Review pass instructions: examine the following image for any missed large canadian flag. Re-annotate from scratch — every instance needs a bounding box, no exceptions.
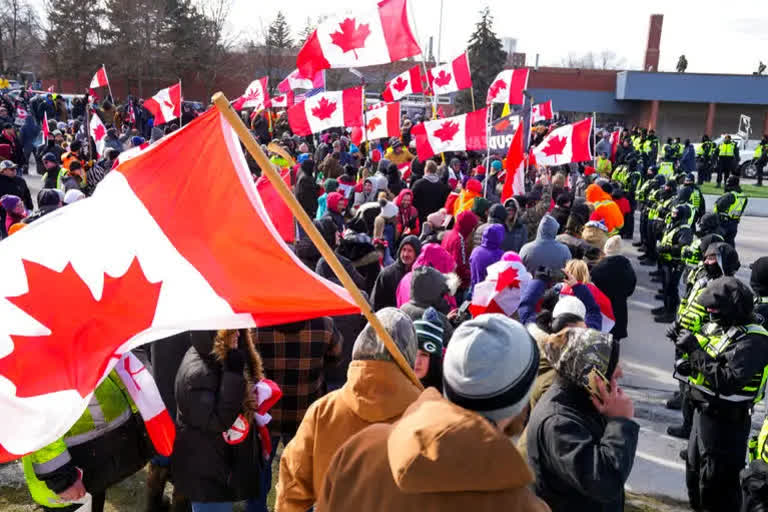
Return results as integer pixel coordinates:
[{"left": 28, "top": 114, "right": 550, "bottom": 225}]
[
  {"left": 381, "top": 65, "right": 422, "bottom": 102},
  {"left": 296, "top": 0, "right": 422, "bottom": 77},
  {"left": 144, "top": 83, "right": 182, "bottom": 125},
  {"left": 0, "top": 109, "right": 358, "bottom": 462},
  {"left": 269, "top": 91, "right": 294, "bottom": 109},
  {"left": 531, "top": 100, "right": 554, "bottom": 123},
  {"left": 89, "top": 112, "right": 107, "bottom": 158},
  {"left": 487, "top": 68, "right": 530, "bottom": 105},
  {"left": 89, "top": 65, "right": 109, "bottom": 89},
  {"left": 501, "top": 124, "right": 525, "bottom": 203},
  {"left": 365, "top": 101, "right": 400, "bottom": 141},
  {"left": 411, "top": 108, "right": 488, "bottom": 161},
  {"left": 278, "top": 69, "right": 325, "bottom": 93},
  {"left": 532, "top": 118, "right": 593, "bottom": 166},
  {"left": 287, "top": 87, "right": 363, "bottom": 136},
  {"left": 609, "top": 128, "right": 621, "bottom": 162},
  {"left": 233, "top": 77, "right": 269, "bottom": 111},
  {"left": 427, "top": 53, "right": 472, "bottom": 96}
]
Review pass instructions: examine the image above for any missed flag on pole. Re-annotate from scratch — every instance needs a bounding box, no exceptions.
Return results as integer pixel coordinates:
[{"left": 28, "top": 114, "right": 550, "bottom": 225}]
[
  {"left": 381, "top": 65, "right": 422, "bottom": 102},
  {"left": 531, "top": 100, "right": 554, "bottom": 123},
  {"left": 144, "top": 83, "right": 182, "bottom": 125},
  {"left": 233, "top": 78, "right": 269, "bottom": 111},
  {"left": 427, "top": 52, "right": 472, "bottom": 96},
  {"left": 0, "top": 108, "right": 359, "bottom": 462},
  {"left": 469, "top": 258, "right": 532, "bottom": 317},
  {"left": 89, "top": 66, "right": 109, "bottom": 89},
  {"left": 410, "top": 108, "right": 488, "bottom": 161},
  {"left": 486, "top": 69, "right": 530, "bottom": 105},
  {"left": 287, "top": 87, "right": 363, "bottom": 136},
  {"left": 278, "top": 69, "right": 325, "bottom": 93},
  {"left": 365, "top": 101, "right": 400, "bottom": 141},
  {"left": 296, "top": 0, "right": 422, "bottom": 77},
  {"left": 127, "top": 102, "right": 136, "bottom": 126},
  {"left": 609, "top": 128, "right": 621, "bottom": 162},
  {"left": 89, "top": 112, "right": 107, "bottom": 158},
  {"left": 268, "top": 91, "right": 294, "bottom": 109},
  {"left": 501, "top": 124, "right": 525, "bottom": 203},
  {"left": 41, "top": 112, "right": 49, "bottom": 140},
  {"left": 531, "top": 118, "right": 593, "bottom": 166}
]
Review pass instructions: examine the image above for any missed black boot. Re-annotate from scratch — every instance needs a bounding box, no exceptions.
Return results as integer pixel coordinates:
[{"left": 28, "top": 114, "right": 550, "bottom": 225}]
[
  {"left": 633, "top": 241, "right": 643, "bottom": 247},
  {"left": 666, "top": 391, "right": 682, "bottom": 409},
  {"left": 650, "top": 270, "right": 662, "bottom": 277},
  {"left": 679, "top": 449, "right": 688, "bottom": 462},
  {"left": 650, "top": 276, "right": 662, "bottom": 283},
  {"left": 652, "top": 306, "right": 667, "bottom": 315},
  {"left": 654, "top": 294, "right": 665, "bottom": 301},
  {"left": 640, "top": 258, "right": 656, "bottom": 266},
  {"left": 654, "top": 310, "right": 676, "bottom": 323},
  {"left": 667, "top": 424, "right": 691, "bottom": 439}
]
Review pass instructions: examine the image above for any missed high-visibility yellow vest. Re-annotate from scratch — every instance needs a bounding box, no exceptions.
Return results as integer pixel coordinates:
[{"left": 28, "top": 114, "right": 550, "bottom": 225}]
[
  {"left": 719, "top": 142, "right": 735, "bottom": 157},
  {"left": 676, "top": 275, "right": 709, "bottom": 332},
  {"left": 715, "top": 191, "right": 748, "bottom": 220},
  {"left": 658, "top": 161, "right": 675, "bottom": 178},
  {"left": 749, "top": 416, "right": 768, "bottom": 462}
]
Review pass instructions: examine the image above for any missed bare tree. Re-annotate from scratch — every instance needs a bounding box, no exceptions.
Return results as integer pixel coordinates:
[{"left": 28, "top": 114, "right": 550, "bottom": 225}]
[
  {"left": 0, "top": 0, "right": 42, "bottom": 77},
  {"left": 560, "top": 51, "right": 626, "bottom": 70}
]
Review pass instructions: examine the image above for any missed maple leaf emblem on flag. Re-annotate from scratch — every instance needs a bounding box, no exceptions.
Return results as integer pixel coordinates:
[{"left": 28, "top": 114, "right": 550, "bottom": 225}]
[
  {"left": 433, "top": 70, "right": 452, "bottom": 88},
  {"left": 392, "top": 76, "right": 409, "bottom": 92},
  {"left": 433, "top": 121, "right": 460, "bottom": 143},
  {"left": 0, "top": 257, "right": 162, "bottom": 398},
  {"left": 330, "top": 18, "right": 371, "bottom": 59},
  {"left": 542, "top": 135, "right": 567, "bottom": 158},
  {"left": 495, "top": 266, "right": 521, "bottom": 292},
  {"left": 366, "top": 116, "right": 382, "bottom": 133},
  {"left": 488, "top": 79, "right": 507, "bottom": 101},
  {"left": 494, "top": 119, "right": 510, "bottom": 131},
  {"left": 311, "top": 97, "right": 337, "bottom": 120},
  {"left": 93, "top": 123, "right": 106, "bottom": 141}
]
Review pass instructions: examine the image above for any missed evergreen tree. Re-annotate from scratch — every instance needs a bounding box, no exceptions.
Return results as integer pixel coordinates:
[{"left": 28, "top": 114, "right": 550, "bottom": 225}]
[
  {"left": 266, "top": 11, "right": 293, "bottom": 49},
  {"left": 455, "top": 7, "right": 506, "bottom": 112},
  {"left": 43, "top": 0, "right": 104, "bottom": 87},
  {"left": 296, "top": 16, "right": 315, "bottom": 49}
]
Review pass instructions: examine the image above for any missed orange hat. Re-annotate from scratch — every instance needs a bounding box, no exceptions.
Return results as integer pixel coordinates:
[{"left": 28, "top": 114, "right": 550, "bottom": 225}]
[{"left": 8, "top": 222, "right": 27, "bottom": 235}]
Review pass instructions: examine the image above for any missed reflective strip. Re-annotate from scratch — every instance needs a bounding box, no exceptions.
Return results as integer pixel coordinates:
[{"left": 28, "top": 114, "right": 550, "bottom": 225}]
[
  {"left": 32, "top": 451, "right": 71, "bottom": 475},
  {"left": 65, "top": 409, "right": 131, "bottom": 447}
]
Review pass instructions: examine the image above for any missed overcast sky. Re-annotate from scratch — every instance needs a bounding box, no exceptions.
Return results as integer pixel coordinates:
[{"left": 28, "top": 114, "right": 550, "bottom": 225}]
[{"left": 227, "top": 0, "right": 768, "bottom": 75}]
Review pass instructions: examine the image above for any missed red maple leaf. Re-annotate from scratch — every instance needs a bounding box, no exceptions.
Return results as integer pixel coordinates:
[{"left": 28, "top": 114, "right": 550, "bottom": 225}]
[
  {"left": 488, "top": 79, "right": 507, "bottom": 101},
  {"left": 311, "top": 97, "right": 337, "bottom": 120},
  {"left": 494, "top": 119, "right": 510, "bottom": 132},
  {"left": 433, "top": 70, "right": 453, "bottom": 88},
  {"left": 330, "top": 18, "right": 371, "bottom": 59},
  {"left": 93, "top": 123, "right": 106, "bottom": 141},
  {"left": 495, "top": 267, "right": 521, "bottom": 292},
  {"left": 541, "top": 135, "right": 568, "bottom": 158},
  {"left": 432, "top": 121, "right": 460, "bottom": 143},
  {"left": 0, "top": 258, "right": 162, "bottom": 398},
  {"left": 366, "top": 116, "right": 382, "bottom": 133},
  {"left": 392, "top": 76, "right": 409, "bottom": 92}
]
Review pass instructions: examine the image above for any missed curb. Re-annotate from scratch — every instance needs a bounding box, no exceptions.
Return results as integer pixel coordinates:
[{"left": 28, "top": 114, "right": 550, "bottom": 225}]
[{"left": 704, "top": 194, "right": 768, "bottom": 217}]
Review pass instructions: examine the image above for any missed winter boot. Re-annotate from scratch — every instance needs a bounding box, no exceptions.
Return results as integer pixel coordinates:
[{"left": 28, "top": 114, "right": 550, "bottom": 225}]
[
  {"left": 667, "top": 424, "right": 691, "bottom": 439},
  {"left": 145, "top": 463, "right": 170, "bottom": 512},
  {"left": 665, "top": 392, "right": 682, "bottom": 410},
  {"left": 654, "top": 294, "right": 665, "bottom": 301},
  {"left": 654, "top": 310, "right": 676, "bottom": 323},
  {"left": 652, "top": 306, "right": 667, "bottom": 315}
]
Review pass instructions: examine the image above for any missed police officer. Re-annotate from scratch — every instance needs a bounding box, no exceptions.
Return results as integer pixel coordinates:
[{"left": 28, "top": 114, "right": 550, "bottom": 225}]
[
  {"left": 666, "top": 243, "right": 740, "bottom": 439},
  {"left": 717, "top": 134, "right": 739, "bottom": 187},
  {"left": 681, "top": 213, "right": 725, "bottom": 278},
  {"left": 643, "top": 129, "right": 660, "bottom": 169},
  {"left": 674, "top": 277, "right": 768, "bottom": 511},
  {"left": 697, "top": 134, "right": 716, "bottom": 184},
  {"left": 754, "top": 135, "right": 768, "bottom": 187},
  {"left": 714, "top": 175, "right": 748, "bottom": 248},
  {"left": 634, "top": 168, "right": 661, "bottom": 249},
  {"left": 654, "top": 204, "right": 694, "bottom": 323},
  {"left": 752, "top": 257, "right": 768, "bottom": 326},
  {"left": 679, "top": 173, "right": 706, "bottom": 225},
  {"left": 639, "top": 174, "right": 669, "bottom": 266}
]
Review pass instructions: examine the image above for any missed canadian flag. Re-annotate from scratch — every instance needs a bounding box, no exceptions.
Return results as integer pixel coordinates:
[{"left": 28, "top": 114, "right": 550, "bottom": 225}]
[
  {"left": 531, "top": 100, "right": 554, "bottom": 123},
  {"left": 41, "top": 112, "right": 49, "bottom": 140},
  {"left": 427, "top": 53, "right": 472, "bottom": 96},
  {"left": 144, "top": 83, "right": 182, "bottom": 125},
  {"left": 0, "top": 109, "right": 358, "bottom": 462},
  {"left": 287, "top": 87, "right": 363, "bottom": 137},
  {"left": 561, "top": 284, "right": 615, "bottom": 333},
  {"left": 501, "top": 124, "right": 525, "bottom": 203},
  {"left": 381, "top": 65, "right": 422, "bottom": 102},
  {"left": 90, "top": 66, "right": 109, "bottom": 89},
  {"left": 127, "top": 102, "right": 136, "bottom": 126},
  {"left": 233, "top": 77, "right": 269, "bottom": 111},
  {"left": 532, "top": 118, "right": 593, "bottom": 166},
  {"left": 269, "top": 91, "right": 294, "bottom": 109},
  {"left": 410, "top": 108, "right": 488, "bottom": 161},
  {"left": 365, "top": 101, "right": 400, "bottom": 141},
  {"left": 609, "top": 128, "right": 621, "bottom": 162},
  {"left": 470, "top": 257, "right": 532, "bottom": 317},
  {"left": 89, "top": 112, "right": 108, "bottom": 158},
  {"left": 487, "top": 68, "right": 530, "bottom": 105},
  {"left": 296, "top": 0, "right": 422, "bottom": 77},
  {"left": 278, "top": 69, "right": 325, "bottom": 93}
]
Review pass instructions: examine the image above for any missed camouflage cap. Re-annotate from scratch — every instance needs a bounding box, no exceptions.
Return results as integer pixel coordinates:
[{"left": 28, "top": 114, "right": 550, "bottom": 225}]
[{"left": 543, "top": 327, "right": 618, "bottom": 390}]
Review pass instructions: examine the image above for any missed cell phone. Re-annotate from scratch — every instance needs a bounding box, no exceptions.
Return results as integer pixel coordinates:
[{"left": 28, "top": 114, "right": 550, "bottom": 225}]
[{"left": 586, "top": 367, "right": 611, "bottom": 403}]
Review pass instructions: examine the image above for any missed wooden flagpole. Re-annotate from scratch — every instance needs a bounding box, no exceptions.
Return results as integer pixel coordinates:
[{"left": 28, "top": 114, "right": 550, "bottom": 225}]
[
  {"left": 212, "top": 92, "right": 422, "bottom": 390},
  {"left": 103, "top": 64, "right": 114, "bottom": 104}
]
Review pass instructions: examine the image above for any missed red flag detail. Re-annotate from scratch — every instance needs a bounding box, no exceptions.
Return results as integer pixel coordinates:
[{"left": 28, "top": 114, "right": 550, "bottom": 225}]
[
  {"left": 330, "top": 18, "right": 371, "bottom": 58},
  {"left": 311, "top": 97, "right": 337, "bottom": 120},
  {"left": 501, "top": 124, "right": 526, "bottom": 203},
  {"left": 433, "top": 121, "right": 460, "bottom": 142},
  {"left": 256, "top": 169, "right": 295, "bottom": 244}
]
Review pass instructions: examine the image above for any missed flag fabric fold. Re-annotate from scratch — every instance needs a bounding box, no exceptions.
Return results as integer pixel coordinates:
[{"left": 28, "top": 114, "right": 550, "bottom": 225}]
[
  {"left": 144, "top": 83, "right": 182, "bottom": 125},
  {"left": 41, "top": 112, "right": 49, "bottom": 140},
  {"left": 365, "top": 101, "right": 400, "bottom": 141},
  {"left": 410, "top": 108, "right": 488, "bottom": 161},
  {"left": 233, "top": 78, "right": 269, "bottom": 112},
  {"left": 609, "top": 128, "right": 621, "bottom": 162},
  {"left": 381, "top": 65, "right": 422, "bottom": 102},
  {"left": 269, "top": 91, "right": 294, "bottom": 109},
  {"left": 501, "top": 124, "right": 525, "bottom": 203},
  {"left": 278, "top": 69, "right": 325, "bottom": 93},
  {"left": 486, "top": 68, "right": 529, "bottom": 105},
  {"left": 296, "top": 0, "right": 421, "bottom": 77},
  {"left": 287, "top": 87, "right": 363, "bottom": 136},
  {"left": 427, "top": 53, "right": 472, "bottom": 96},
  {"left": 0, "top": 108, "right": 358, "bottom": 462},
  {"left": 531, "top": 100, "right": 554, "bottom": 123},
  {"left": 89, "top": 113, "right": 107, "bottom": 158},
  {"left": 531, "top": 118, "right": 593, "bottom": 166},
  {"left": 89, "top": 66, "right": 109, "bottom": 89}
]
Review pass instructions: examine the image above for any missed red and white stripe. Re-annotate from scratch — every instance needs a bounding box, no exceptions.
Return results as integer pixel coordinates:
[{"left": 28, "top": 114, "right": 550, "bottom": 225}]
[
  {"left": 365, "top": 101, "right": 400, "bottom": 141},
  {"left": 278, "top": 69, "right": 325, "bottom": 93},
  {"left": 89, "top": 66, "right": 109, "bottom": 89},
  {"left": 410, "top": 108, "right": 488, "bottom": 161},
  {"left": 287, "top": 87, "right": 363, "bottom": 137},
  {"left": 531, "top": 100, "right": 554, "bottom": 123},
  {"left": 561, "top": 283, "right": 615, "bottom": 333},
  {"left": 89, "top": 113, "right": 107, "bottom": 158},
  {"left": 427, "top": 53, "right": 472, "bottom": 96},
  {"left": 296, "top": 0, "right": 421, "bottom": 77},
  {"left": 0, "top": 109, "right": 358, "bottom": 461},
  {"left": 531, "top": 118, "right": 593, "bottom": 166},
  {"left": 144, "top": 83, "right": 182, "bottom": 125},
  {"left": 486, "top": 68, "right": 529, "bottom": 105},
  {"left": 381, "top": 65, "right": 422, "bottom": 102},
  {"left": 268, "top": 91, "right": 294, "bottom": 109},
  {"left": 233, "top": 77, "right": 269, "bottom": 112}
]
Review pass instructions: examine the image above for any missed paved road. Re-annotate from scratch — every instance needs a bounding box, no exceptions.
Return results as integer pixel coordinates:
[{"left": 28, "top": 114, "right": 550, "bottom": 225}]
[{"left": 622, "top": 215, "right": 765, "bottom": 503}]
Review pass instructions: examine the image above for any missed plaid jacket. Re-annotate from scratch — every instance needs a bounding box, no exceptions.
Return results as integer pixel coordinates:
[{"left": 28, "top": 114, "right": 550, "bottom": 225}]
[{"left": 251, "top": 317, "right": 342, "bottom": 438}]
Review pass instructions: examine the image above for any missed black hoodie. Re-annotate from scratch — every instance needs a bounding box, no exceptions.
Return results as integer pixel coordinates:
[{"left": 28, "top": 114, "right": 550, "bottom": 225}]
[
  {"left": 369, "top": 235, "right": 422, "bottom": 311},
  {"left": 751, "top": 257, "right": 768, "bottom": 326}
]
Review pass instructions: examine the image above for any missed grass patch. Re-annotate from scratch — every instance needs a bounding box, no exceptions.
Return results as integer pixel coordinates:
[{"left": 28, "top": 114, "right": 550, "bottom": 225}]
[{"left": 701, "top": 182, "right": 768, "bottom": 198}]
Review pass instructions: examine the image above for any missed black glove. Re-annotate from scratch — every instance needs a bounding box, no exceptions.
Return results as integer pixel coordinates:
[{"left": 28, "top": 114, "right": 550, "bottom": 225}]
[
  {"left": 666, "top": 324, "right": 680, "bottom": 342},
  {"left": 675, "top": 359, "right": 692, "bottom": 377},
  {"left": 675, "top": 332, "right": 700, "bottom": 354},
  {"left": 224, "top": 347, "right": 246, "bottom": 374}
]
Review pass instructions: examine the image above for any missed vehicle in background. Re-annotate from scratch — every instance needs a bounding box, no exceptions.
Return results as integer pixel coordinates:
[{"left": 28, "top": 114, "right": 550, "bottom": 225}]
[{"left": 694, "top": 134, "right": 761, "bottom": 178}]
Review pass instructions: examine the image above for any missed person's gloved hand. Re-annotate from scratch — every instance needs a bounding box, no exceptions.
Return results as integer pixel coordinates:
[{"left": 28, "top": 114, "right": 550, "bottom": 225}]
[
  {"left": 675, "top": 332, "right": 700, "bottom": 354},
  {"left": 224, "top": 346, "right": 246, "bottom": 374},
  {"left": 666, "top": 324, "right": 680, "bottom": 342}
]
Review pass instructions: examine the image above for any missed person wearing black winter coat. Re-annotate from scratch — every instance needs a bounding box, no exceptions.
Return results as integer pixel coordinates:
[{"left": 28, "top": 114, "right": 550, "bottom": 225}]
[
  {"left": 411, "top": 161, "right": 451, "bottom": 224},
  {"left": 294, "top": 159, "right": 319, "bottom": 219},
  {"left": 591, "top": 243, "right": 637, "bottom": 341},
  {"left": 550, "top": 194, "right": 572, "bottom": 235},
  {"left": 369, "top": 235, "right": 421, "bottom": 311},
  {"left": 171, "top": 330, "right": 264, "bottom": 507}
]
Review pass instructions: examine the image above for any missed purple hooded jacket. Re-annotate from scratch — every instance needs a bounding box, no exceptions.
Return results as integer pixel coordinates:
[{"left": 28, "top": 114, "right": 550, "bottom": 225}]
[{"left": 469, "top": 223, "right": 505, "bottom": 291}]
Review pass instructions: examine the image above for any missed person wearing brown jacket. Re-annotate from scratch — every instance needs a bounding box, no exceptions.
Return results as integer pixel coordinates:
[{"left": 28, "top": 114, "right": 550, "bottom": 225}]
[
  {"left": 317, "top": 314, "right": 550, "bottom": 512},
  {"left": 275, "top": 308, "right": 420, "bottom": 512}
]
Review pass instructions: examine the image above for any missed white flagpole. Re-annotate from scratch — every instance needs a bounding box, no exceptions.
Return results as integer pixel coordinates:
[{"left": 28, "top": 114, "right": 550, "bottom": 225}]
[
  {"left": 484, "top": 105, "right": 492, "bottom": 197},
  {"left": 103, "top": 64, "right": 114, "bottom": 104},
  {"left": 178, "top": 80, "right": 183, "bottom": 128}
]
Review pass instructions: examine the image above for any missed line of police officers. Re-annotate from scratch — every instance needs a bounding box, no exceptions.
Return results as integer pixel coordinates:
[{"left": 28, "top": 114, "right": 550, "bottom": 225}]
[{"left": 613, "top": 127, "right": 768, "bottom": 511}]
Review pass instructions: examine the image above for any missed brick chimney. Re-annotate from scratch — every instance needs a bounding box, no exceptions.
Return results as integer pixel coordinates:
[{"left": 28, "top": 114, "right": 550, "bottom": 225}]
[{"left": 644, "top": 14, "right": 663, "bottom": 72}]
